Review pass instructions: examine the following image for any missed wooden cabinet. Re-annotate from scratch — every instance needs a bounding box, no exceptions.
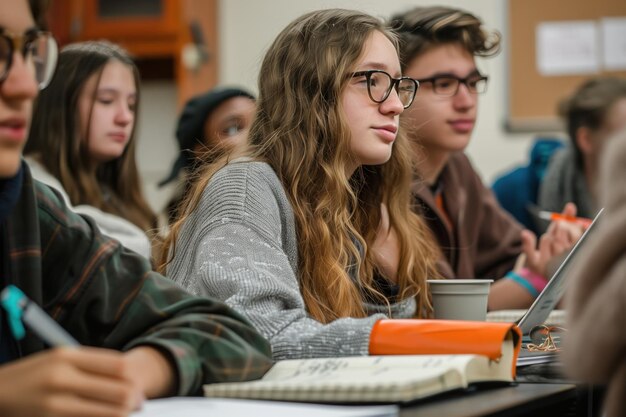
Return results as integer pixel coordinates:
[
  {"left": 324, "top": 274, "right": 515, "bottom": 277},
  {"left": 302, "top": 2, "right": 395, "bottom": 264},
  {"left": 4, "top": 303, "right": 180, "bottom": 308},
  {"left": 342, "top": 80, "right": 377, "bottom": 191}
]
[{"left": 47, "top": 0, "right": 218, "bottom": 106}]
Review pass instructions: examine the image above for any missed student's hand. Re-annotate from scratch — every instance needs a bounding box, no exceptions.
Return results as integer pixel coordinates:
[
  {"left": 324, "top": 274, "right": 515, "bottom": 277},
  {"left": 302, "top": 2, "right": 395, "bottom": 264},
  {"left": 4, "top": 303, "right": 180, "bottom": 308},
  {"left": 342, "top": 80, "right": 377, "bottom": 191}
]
[
  {"left": 521, "top": 203, "right": 583, "bottom": 277},
  {"left": 372, "top": 203, "right": 400, "bottom": 283},
  {"left": 123, "top": 346, "right": 176, "bottom": 399},
  {"left": 0, "top": 347, "right": 144, "bottom": 417}
]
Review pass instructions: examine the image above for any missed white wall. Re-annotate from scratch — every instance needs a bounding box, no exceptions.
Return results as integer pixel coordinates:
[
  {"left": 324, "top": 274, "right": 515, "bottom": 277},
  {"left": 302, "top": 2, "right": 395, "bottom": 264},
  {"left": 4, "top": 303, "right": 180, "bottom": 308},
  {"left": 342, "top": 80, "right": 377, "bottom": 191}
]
[
  {"left": 136, "top": 81, "right": 179, "bottom": 214},
  {"left": 138, "top": 0, "right": 564, "bottom": 212}
]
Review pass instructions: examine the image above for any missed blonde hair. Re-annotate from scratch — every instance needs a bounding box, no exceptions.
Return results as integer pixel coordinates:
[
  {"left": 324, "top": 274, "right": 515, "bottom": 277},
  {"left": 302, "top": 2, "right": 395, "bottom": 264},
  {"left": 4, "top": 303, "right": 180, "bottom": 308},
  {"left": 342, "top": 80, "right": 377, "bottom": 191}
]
[{"left": 162, "top": 9, "right": 439, "bottom": 322}]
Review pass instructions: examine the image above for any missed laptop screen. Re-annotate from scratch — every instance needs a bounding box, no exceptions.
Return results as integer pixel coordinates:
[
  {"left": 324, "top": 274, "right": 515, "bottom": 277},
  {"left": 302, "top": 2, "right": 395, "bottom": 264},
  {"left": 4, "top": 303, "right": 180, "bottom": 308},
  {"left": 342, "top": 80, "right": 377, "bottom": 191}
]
[{"left": 516, "top": 208, "right": 604, "bottom": 335}]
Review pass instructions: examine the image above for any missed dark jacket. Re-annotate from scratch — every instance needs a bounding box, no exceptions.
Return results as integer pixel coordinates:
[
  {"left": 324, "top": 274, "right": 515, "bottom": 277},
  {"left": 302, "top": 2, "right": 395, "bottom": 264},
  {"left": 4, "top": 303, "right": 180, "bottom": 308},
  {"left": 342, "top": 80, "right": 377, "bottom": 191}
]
[
  {"left": 413, "top": 152, "right": 523, "bottom": 280},
  {"left": 3, "top": 164, "right": 272, "bottom": 395}
]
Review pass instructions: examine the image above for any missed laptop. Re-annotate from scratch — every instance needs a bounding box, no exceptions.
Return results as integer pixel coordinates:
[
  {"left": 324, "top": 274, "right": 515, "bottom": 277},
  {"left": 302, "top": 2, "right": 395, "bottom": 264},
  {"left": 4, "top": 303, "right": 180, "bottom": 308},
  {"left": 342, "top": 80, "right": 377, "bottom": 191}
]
[{"left": 515, "top": 208, "right": 604, "bottom": 365}]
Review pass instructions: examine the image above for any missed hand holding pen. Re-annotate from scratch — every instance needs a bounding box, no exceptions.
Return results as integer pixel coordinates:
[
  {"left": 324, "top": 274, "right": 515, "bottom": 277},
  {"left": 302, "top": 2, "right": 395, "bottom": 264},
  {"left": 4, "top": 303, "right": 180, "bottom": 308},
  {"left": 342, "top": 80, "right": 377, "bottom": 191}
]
[
  {"left": 521, "top": 202, "right": 584, "bottom": 278},
  {"left": 1, "top": 285, "right": 79, "bottom": 347},
  {"left": 0, "top": 286, "right": 145, "bottom": 417},
  {"left": 537, "top": 211, "right": 593, "bottom": 228}
]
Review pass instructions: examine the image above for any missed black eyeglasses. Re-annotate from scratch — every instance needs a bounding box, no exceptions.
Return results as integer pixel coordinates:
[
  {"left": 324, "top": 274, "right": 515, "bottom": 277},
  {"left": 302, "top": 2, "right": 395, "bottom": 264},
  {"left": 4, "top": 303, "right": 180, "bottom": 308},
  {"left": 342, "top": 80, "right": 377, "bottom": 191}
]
[
  {"left": 0, "top": 29, "right": 58, "bottom": 90},
  {"left": 352, "top": 70, "right": 418, "bottom": 109},
  {"left": 415, "top": 74, "right": 488, "bottom": 96}
]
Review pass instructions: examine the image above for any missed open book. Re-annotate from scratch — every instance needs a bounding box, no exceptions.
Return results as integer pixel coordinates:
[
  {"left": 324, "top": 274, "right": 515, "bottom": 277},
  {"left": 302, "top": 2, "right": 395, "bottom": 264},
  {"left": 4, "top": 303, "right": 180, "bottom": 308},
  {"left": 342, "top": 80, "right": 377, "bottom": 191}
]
[{"left": 204, "top": 330, "right": 517, "bottom": 404}]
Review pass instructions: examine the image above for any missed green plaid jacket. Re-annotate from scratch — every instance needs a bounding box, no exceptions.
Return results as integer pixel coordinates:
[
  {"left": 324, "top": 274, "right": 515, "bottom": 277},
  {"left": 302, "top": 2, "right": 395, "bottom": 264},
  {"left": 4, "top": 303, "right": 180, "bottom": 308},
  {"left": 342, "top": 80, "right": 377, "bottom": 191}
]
[{"left": 5, "top": 163, "right": 272, "bottom": 395}]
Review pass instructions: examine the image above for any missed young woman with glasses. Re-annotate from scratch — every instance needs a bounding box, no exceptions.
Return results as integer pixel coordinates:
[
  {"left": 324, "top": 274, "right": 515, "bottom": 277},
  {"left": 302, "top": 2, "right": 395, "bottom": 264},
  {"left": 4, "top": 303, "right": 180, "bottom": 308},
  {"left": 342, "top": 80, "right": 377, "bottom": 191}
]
[
  {"left": 161, "top": 9, "right": 453, "bottom": 360},
  {"left": 391, "top": 6, "right": 581, "bottom": 310},
  {"left": 23, "top": 40, "right": 156, "bottom": 260}
]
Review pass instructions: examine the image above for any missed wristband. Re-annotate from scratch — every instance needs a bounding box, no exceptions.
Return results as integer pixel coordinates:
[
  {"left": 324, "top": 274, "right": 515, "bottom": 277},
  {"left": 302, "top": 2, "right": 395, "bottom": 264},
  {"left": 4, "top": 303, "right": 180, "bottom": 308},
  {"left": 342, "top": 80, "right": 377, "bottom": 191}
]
[
  {"left": 504, "top": 271, "right": 539, "bottom": 297},
  {"left": 518, "top": 267, "right": 548, "bottom": 294}
]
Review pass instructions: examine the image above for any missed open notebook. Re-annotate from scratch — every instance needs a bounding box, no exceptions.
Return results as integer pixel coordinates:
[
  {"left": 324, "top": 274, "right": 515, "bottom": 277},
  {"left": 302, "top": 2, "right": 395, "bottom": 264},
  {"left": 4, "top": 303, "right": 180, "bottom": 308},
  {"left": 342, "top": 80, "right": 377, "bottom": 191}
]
[
  {"left": 513, "top": 209, "right": 604, "bottom": 365},
  {"left": 203, "top": 322, "right": 519, "bottom": 404}
]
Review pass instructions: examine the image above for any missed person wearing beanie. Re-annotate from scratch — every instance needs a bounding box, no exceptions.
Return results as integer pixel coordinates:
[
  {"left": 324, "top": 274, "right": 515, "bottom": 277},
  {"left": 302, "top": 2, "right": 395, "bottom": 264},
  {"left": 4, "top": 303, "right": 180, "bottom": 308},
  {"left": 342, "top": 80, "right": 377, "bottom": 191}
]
[{"left": 160, "top": 87, "right": 256, "bottom": 224}]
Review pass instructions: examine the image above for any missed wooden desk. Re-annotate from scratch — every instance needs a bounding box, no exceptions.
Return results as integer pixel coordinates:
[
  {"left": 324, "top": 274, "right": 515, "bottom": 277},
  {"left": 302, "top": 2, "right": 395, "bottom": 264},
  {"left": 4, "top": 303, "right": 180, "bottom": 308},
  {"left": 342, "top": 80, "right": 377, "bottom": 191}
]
[{"left": 400, "top": 383, "right": 577, "bottom": 417}]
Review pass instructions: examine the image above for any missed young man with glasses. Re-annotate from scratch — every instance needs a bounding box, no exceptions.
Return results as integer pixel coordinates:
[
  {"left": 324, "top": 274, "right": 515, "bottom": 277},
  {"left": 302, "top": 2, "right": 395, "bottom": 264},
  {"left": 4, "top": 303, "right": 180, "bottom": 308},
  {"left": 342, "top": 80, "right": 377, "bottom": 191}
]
[
  {"left": 391, "top": 6, "right": 581, "bottom": 310},
  {"left": 0, "top": 1, "right": 272, "bottom": 415}
]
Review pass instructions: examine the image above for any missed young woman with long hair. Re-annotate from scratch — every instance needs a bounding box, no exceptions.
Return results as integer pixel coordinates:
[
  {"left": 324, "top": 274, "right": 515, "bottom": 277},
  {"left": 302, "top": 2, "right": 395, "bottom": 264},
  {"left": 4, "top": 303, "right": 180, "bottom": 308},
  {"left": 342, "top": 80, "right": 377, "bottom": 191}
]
[
  {"left": 24, "top": 40, "right": 156, "bottom": 259},
  {"left": 159, "top": 9, "right": 458, "bottom": 360}
]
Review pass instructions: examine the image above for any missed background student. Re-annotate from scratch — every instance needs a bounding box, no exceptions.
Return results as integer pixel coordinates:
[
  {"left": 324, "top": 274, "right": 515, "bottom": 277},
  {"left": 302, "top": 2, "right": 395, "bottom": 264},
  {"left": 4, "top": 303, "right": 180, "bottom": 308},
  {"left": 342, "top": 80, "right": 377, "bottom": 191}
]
[
  {"left": 0, "top": 1, "right": 272, "bottom": 415},
  {"left": 564, "top": 126, "right": 626, "bottom": 417},
  {"left": 159, "top": 86, "right": 256, "bottom": 225},
  {"left": 162, "top": 9, "right": 455, "bottom": 360},
  {"left": 539, "top": 77, "right": 626, "bottom": 218},
  {"left": 391, "top": 6, "right": 581, "bottom": 310},
  {"left": 24, "top": 41, "right": 156, "bottom": 260},
  {"left": 491, "top": 137, "right": 564, "bottom": 235}
]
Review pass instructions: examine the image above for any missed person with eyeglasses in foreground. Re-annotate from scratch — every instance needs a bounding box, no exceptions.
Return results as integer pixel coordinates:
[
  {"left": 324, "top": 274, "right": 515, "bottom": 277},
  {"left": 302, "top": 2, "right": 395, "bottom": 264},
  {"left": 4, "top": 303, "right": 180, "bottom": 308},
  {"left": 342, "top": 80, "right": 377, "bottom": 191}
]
[
  {"left": 391, "top": 6, "right": 582, "bottom": 311},
  {"left": 0, "top": 1, "right": 272, "bottom": 416},
  {"left": 161, "top": 8, "right": 458, "bottom": 360}
]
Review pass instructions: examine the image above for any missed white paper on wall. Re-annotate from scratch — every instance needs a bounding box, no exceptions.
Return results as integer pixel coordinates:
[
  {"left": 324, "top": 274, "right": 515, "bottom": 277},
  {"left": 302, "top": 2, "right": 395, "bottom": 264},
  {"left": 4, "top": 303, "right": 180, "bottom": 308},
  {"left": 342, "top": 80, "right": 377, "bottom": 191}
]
[
  {"left": 601, "top": 17, "right": 626, "bottom": 71},
  {"left": 536, "top": 21, "right": 600, "bottom": 76}
]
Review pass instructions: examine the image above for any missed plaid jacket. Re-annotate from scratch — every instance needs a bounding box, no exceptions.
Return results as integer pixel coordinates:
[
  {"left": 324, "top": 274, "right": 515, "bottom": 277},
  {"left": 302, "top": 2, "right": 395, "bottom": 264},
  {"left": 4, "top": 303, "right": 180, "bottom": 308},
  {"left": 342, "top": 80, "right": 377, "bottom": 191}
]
[{"left": 4, "top": 163, "right": 272, "bottom": 395}]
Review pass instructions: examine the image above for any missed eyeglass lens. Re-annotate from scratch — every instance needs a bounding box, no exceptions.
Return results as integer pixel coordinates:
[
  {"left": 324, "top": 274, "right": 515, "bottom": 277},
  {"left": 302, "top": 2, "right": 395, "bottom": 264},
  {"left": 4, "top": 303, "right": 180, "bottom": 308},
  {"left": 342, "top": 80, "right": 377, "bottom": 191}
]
[
  {"left": 432, "top": 76, "right": 487, "bottom": 95},
  {"left": 367, "top": 71, "right": 415, "bottom": 108},
  {"left": 0, "top": 32, "right": 58, "bottom": 89}
]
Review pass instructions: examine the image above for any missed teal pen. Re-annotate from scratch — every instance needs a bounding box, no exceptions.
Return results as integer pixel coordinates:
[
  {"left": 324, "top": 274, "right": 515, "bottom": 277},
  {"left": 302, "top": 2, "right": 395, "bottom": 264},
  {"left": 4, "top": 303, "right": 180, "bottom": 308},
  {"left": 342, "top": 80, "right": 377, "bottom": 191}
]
[{"left": 0, "top": 285, "right": 79, "bottom": 347}]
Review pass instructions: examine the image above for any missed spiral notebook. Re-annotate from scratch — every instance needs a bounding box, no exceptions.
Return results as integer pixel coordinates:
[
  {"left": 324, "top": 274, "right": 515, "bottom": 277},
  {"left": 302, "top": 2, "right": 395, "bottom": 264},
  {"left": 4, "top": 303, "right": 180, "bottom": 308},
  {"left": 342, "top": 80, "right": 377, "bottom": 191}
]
[{"left": 203, "top": 334, "right": 517, "bottom": 404}]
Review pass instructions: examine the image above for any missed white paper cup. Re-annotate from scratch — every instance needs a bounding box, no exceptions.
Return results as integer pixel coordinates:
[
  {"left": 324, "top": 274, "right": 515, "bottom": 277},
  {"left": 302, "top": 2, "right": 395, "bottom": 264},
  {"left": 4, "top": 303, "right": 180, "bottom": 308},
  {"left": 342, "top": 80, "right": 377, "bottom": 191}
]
[{"left": 427, "top": 279, "right": 493, "bottom": 321}]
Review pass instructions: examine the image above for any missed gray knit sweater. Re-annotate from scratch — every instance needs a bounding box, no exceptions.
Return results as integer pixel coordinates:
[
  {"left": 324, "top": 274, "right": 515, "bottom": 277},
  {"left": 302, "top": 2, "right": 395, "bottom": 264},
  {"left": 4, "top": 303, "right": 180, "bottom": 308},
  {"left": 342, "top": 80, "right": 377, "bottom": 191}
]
[{"left": 167, "top": 160, "right": 417, "bottom": 359}]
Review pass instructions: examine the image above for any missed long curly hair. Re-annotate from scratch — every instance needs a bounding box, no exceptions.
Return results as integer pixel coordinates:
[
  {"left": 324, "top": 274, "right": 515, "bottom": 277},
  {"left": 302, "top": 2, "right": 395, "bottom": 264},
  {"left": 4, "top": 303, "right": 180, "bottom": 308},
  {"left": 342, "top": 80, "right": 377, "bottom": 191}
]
[
  {"left": 162, "top": 9, "right": 439, "bottom": 322},
  {"left": 25, "top": 41, "right": 156, "bottom": 231}
]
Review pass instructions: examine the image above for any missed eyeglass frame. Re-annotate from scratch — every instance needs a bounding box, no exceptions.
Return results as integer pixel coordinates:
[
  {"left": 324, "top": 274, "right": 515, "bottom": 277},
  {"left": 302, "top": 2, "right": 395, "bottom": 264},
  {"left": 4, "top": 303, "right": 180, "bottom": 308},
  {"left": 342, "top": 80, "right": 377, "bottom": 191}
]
[
  {"left": 414, "top": 73, "right": 489, "bottom": 96},
  {"left": 351, "top": 69, "right": 419, "bottom": 109},
  {"left": 0, "top": 28, "right": 58, "bottom": 89},
  {"left": 526, "top": 324, "right": 566, "bottom": 352}
]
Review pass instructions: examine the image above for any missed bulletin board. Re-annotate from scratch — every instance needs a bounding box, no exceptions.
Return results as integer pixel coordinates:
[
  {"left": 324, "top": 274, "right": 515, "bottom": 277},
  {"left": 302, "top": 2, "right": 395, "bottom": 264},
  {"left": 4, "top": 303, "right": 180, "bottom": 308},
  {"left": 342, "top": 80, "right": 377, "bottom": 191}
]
[{"left": 507, "top": 0, "right": 626, "bottom": 132}]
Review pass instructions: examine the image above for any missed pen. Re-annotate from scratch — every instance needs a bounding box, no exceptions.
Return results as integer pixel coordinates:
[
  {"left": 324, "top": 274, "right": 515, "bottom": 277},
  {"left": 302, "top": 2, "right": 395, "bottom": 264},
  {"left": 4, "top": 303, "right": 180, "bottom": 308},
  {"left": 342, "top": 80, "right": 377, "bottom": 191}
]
[
  {"left": 0, "top": 285, "right": 79, "bottom": 347},
  {"left": 537, "top": 211, "right": 593, "bottom": 228}
]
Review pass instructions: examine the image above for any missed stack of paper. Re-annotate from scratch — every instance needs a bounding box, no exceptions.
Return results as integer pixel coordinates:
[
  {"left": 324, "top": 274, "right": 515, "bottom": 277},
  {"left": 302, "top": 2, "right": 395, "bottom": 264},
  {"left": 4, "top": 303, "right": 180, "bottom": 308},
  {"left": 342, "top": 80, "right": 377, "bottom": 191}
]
[
  {"left": 132, "top": 398, "right": 398, "bottom": 417},
  {"left": 487, "top": 309, "right": 566, "bottom": 327}
]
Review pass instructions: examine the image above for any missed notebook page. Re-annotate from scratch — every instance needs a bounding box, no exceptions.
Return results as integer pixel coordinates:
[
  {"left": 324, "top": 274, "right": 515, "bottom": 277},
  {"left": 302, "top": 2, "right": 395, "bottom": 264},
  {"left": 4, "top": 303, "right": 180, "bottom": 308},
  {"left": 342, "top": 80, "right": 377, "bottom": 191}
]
[{"left": 132, "top": 397, "right": 398, "bottom": 417}]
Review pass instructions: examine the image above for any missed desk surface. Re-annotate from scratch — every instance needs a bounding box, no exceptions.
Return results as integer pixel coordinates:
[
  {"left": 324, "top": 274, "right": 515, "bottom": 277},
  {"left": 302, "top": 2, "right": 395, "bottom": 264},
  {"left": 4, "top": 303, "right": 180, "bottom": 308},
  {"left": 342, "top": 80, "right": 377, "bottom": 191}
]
[{"left": 400, "top": 383, "right": 576, "bottom": 417}]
